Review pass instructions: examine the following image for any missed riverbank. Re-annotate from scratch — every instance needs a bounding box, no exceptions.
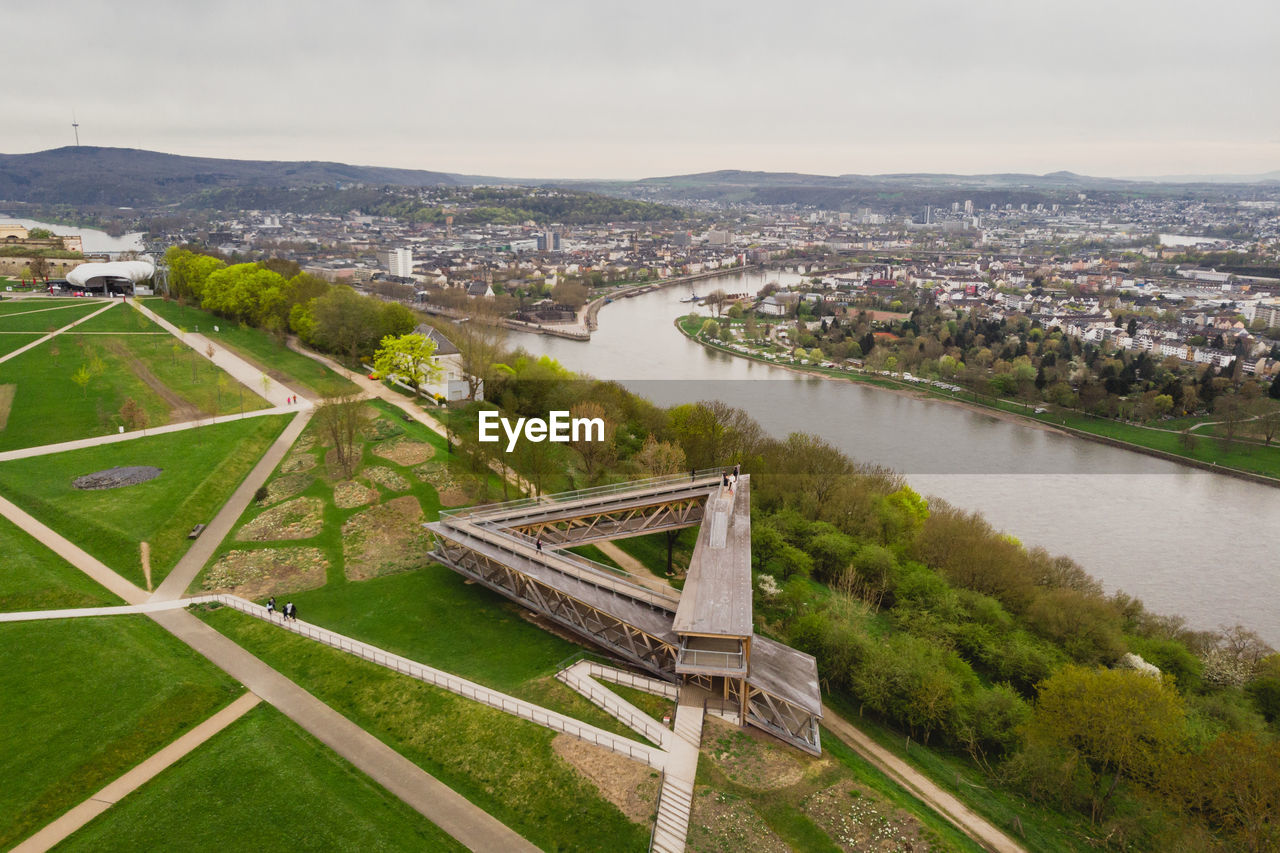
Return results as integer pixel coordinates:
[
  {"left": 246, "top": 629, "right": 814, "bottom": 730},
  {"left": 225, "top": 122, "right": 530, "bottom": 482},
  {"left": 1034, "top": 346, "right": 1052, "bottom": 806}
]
[
  {"left": 584, "top": 265, "right": 763, "bottom": 332},
  {"left": 675, "top": 315, "right": 1280, "bottom": 489}
]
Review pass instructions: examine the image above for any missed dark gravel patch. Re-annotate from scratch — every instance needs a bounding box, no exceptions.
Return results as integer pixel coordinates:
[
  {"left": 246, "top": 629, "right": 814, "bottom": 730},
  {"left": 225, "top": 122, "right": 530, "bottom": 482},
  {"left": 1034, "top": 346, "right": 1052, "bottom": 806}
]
[{"left": 72, "top": 466, "right": 163, "bottom": 490}]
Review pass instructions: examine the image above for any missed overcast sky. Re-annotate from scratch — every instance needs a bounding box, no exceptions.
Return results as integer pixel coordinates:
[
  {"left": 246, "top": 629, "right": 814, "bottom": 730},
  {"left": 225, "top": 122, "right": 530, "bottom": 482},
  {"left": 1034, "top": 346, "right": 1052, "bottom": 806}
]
[{"left": 5, "top": 0, "right": 1277, "bottom": 179}]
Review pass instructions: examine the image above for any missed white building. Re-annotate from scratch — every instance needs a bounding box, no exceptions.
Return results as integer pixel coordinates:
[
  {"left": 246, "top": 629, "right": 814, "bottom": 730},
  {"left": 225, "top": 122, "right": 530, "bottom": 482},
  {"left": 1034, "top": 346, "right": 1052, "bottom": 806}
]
[{"left": 378, "top": 248, "right": 414, "bottom": 278}]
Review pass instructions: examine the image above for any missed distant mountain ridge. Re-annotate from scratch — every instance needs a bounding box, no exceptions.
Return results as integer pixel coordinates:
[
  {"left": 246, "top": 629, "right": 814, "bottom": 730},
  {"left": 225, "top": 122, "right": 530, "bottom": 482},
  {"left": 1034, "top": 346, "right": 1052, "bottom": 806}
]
[
  {"left": 0, "top": 147, "right": 1275, "bottom": 210},
  {"left": 0, "top": 147, "right": 461, "bottom": 206}
]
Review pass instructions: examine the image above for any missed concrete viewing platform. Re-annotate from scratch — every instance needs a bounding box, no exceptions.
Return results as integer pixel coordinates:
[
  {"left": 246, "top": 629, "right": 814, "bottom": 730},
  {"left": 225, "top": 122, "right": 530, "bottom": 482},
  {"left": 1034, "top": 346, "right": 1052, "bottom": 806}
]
[{"left": 428, "top": 469, "right": 822, "bottom": 755}]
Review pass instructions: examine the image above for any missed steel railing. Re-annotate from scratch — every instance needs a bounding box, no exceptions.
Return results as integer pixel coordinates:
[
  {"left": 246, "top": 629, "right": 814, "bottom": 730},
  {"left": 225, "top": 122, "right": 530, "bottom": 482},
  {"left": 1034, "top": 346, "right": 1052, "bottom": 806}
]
[
  {"left": 200, "top": 594, "right": 666, "bottom": 769},
  {"left": 678, "top": 648, "right": 746, "bottom": 670}
]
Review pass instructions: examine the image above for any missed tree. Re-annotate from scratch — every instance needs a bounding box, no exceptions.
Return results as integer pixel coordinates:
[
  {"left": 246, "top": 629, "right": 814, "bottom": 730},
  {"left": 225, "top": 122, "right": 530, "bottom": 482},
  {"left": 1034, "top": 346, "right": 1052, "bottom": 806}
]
[
  {"left": 164, "top": 247, "right": 224, "bottom": 302},
  {"left": 119, "top": 397, "right": 148, "bottom": 431},
  {"left": 568, "top": 400, "right": 616, "bottom": 483},
  {"left": 633, "top": 434, "right": 686, "bottom": 477},
  {"left": 315, "top": 393, "right": 369, "bottom": 479},
  {"left": 448, "top": 301, "right": 506, "bottom": 401},
  {"left": 305, "top": 286, "right": 383, "bottom": 363},
  {"left": 71, "top": 365, "right": 92, "bottom": 397},
  {"left": 1025, "top": 665, "right": 1185, "bottom": 823},
  {"left": 1176, "top": 732, "right": 1280, "bottom": 852},
  {"left": 372, "top": 333, "right": 439, "bottom": 399},
  {"left": 704, "top": 289, "right": 729, "bottom": 317},
  {"left": 29, "top": 256, "right": 49, "bottom": 283},
  {"left": 551, "top": 280, "right": 588, "bottom": 309}
]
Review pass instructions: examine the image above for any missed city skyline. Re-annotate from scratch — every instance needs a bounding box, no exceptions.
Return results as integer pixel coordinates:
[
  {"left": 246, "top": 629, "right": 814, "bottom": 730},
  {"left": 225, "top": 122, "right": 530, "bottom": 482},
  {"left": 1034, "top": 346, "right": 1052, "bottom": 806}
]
[{"left": 6, "top": 0, "right": 1278, "bottom": 180}]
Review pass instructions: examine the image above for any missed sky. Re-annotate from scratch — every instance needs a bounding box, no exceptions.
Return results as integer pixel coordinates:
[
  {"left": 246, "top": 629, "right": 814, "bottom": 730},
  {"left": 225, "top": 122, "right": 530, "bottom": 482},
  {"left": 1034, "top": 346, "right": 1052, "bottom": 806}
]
[{"left": 5, "top": 0, "right": 1278, "bottom": 180}]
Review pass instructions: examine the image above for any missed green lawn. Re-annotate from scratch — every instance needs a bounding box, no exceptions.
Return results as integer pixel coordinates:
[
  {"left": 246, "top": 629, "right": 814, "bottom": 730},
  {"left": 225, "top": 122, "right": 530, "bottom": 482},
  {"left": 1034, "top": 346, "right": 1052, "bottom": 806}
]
[
  {"left": 0, "top": 299, "right": 90, "bottom": 315},
  {"left": 611, "top": 528, "right": 698, "bottom": 583},
  {"left": 0, "top": 328, "right": 270, "bottom": 451},
  {"left": 200, "top": 606, "right": 651, "bottom": 853},
  {"left": 0, "top": 616, "right": 240, "bottom": 849},
  {"left": 57, "top": 703, "right": 465, "bottom": 852},
  {"left": 0, "top": 300, "right": 104, "bottom": 332},
  {"left": 0, "top": 415, "right": 291, "bottom": 587},
  {"left": 71, "top": 300, "right": 165, "bottom": 333},
  {"left": 0, "top": 333, "right": 41, "bottom": 357},
  {"left": 142, "top": 299, "right": 359, "bottom": 396},
  {"left": 0, "top": 513, "right": 120, "bottom": 611}
]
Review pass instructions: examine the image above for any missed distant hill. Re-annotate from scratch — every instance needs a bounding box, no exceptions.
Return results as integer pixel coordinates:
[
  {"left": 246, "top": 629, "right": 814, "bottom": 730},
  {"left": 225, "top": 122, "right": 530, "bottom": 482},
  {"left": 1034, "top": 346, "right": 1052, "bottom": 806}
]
[
  {"left": 0, "top": 147, "right": 461, "bottom": 207},
  {"left": 0, "top": 146, "right": 1274, "bottom": 213}
]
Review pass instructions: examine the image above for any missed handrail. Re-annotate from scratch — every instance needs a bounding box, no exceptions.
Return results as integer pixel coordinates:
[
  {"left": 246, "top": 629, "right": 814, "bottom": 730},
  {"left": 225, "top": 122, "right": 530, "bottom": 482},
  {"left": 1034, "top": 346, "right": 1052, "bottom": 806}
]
[
  {"left": 647, "top": 768, "right": 667, "bottom": 853},
  {"left": 679, "top": 648, "right": 745, "bottom": 670},
  {"left": 199, "top": 594, "right": 667, "bottom": 769},
  {"left": 439, "top": 466, "right": 732, "bottom": 520}
]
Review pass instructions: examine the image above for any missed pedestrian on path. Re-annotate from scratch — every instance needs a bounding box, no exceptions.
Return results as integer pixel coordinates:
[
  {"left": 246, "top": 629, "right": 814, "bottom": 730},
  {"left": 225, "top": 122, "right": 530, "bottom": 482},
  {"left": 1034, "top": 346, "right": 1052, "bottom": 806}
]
[
  {"left": 285, "top": 601, "right": 296, "bottom": 621},
  {"left": 535, "top": 538, "right": 543, "bottom": 552},
  {"left": 266, "top": 596, "right": 276, "bottom": 617}
]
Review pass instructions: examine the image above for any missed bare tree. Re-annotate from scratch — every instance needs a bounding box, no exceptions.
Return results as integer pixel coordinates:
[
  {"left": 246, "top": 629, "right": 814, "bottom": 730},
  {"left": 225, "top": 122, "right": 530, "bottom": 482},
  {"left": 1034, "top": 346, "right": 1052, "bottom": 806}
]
[
  {"left": 447, "top": 302, "right": 507, "bottom": 401},
  {"left": 315, "top": 393, "right": 369, "bottom": 479}
]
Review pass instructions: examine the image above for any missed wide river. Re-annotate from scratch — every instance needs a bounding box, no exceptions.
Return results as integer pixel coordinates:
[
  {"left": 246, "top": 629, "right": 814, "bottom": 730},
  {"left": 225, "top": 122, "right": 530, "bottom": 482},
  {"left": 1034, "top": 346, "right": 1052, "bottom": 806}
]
[{"left": 511, "top": 269, "right": 1280, "bottom": 644}]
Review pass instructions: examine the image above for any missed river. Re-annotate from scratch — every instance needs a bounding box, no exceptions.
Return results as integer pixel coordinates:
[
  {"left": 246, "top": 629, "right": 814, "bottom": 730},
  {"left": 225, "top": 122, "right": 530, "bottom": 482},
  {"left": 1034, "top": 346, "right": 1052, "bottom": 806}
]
[
  {"left": 2, "top": 218, "right": 145, "bottom": 254},
  {"left": 510, "top": 269, "right": 1280, "bottom": 644}
]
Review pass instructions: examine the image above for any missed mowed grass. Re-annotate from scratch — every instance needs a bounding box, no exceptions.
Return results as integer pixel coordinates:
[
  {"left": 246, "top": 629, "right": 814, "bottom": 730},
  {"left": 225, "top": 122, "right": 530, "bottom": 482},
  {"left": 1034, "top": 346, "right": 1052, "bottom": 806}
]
[
  {"left": 0, "top": 513, "right": 120, "bottom": 611},
  {"left": 0, "top": 326, "right": 270, "bottom": 451},
  {"left": 143, "top": 299, "right": 360, "bottom": 396},
  {"left": 611, "top": 527, "right": 698, "bottom": 584},
  {"left": 58, "top": 703, "right": 465, "bottom": 853},
  {"left": 200, "top": 606, "right": 651, "bottom": 853},
  {"left": 0, "top": 415, "right": 291, "bottom": 586},
  {"left": 0, "top": 616, "right": 240, "bottom": 849},
  {"left": 0, "top": 333, "right": 41, "bottom": 357},
  {"left": 0, "top": 300, "right": 104, "bottom": 330},
  {"left": 71, "top": 300, "right": 164, "bottom": 333}
]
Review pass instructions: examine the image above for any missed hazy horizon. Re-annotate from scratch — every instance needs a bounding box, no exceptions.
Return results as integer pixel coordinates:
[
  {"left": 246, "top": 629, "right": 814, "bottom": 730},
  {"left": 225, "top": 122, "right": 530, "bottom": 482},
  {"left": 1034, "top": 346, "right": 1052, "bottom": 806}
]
[{"left": 7, "top": 0, "right": 1278, "bottom": 180}]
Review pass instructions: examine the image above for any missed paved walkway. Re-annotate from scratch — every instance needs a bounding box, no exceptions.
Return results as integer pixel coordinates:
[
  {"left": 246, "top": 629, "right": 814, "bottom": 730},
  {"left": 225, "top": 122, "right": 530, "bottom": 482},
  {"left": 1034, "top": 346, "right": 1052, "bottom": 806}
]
[
  {"left": 0, "top": 493, "right": 148, "bottom": 605},
  {"left": 286, "top": 340, "right": 539, "bottom": 496},
  {"left": 0, "top": 300, "right": 116, "bottom": 366},
  {"left": 151, "top": 409, "right": 312, "bottom": 600},
  {"left": 0, "top": 527, "right": 534, "bottom": 850},
  {"left": 149, "top": 606, "right": 538, "bottom": 852},
  {"left": 0, "top": 598, "right": 207, "bottom": 622},
  {"left": 820, "top": 704, "right": 1026, "bottom": 853},
  {"left": 0, "top": 406, "right": 295, "bottom": 463},
  {"left": 652, "top": 684, "right": 708, "bottom": 853},
  {"left": 132, "top": 300, "right": 298, "bottom": 408},
  {"left": 207, "top": 594, "right": 666, "bottom": 769},
  {"left": 12, "top": 693, "right": 262, "bottom": 853}
]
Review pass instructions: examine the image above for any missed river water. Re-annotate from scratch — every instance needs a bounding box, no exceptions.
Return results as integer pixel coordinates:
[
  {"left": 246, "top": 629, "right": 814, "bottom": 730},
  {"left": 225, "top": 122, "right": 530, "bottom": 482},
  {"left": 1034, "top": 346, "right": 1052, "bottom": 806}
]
[
  {"left": 2, "top": 218, "right": 144, "bottom": 254},
  {"left": 510, "top": 269, "right": 1280, "bottom": 644}
]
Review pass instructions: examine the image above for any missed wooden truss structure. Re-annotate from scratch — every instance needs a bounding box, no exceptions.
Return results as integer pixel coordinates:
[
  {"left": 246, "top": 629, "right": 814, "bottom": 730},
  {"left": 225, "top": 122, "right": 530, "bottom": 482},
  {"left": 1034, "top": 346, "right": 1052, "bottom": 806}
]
[{"left": 427, "top": 471, "right": 822, "bottom": 754}]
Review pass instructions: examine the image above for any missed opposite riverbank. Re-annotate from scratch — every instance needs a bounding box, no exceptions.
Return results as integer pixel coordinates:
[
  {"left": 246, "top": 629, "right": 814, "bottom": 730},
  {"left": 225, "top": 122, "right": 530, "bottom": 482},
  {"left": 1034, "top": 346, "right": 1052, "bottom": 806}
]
[{"left": 675, "top": 315, "right": 1280, "bottom": 489}]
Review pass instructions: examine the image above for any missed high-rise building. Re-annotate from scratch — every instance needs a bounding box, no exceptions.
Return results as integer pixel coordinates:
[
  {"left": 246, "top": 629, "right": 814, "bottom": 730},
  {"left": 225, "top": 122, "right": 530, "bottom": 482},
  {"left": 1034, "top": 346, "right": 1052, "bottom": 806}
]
[
  {"left": 378, "top": 248, "right": 414, "bottom": 278},
  {"left": 963, "top": 199, "right": 974, "bottom": 215}
]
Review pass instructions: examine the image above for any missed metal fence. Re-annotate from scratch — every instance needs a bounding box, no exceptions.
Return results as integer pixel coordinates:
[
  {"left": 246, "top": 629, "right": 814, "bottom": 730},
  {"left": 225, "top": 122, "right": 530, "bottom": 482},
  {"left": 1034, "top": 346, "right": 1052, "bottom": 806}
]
[{"left": 205, "top": 594, "right": 666, "bottom": 769}]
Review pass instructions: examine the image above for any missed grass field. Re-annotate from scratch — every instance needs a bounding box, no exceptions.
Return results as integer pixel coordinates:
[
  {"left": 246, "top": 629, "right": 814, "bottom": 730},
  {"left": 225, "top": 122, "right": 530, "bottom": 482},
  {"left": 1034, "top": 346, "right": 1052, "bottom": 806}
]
[
  {"left": 0, "top": 513, "right": 120, "bottom": 611},
  {"left": 0, "top": 300, "right": 104, "bottom": 331},
  {"left": 200, "top": 606, "right": 651, "bottom": 853},
  {"left": 142, "top": 299, "right": 360, "bottom": 396},
  {"left": 0, "top": 415, "right": 291, "bottom": 587},
  {"left": 611, "top": 528, "right": 698, "bottom": 584},
  {"left": 0, "top": 324, "right": 271, "bottom": 451},
  {"left": 71, "top": 300, "right": 165, "bottom": 333},
  {"left": 59, "top": 703, "right": 466, "bottom": 852},
  {"left": 0, "top": 333, "right": 41, "bottom": 358},
  {"left": 0, "top": 616, "right": 240, "bottom": 849}
]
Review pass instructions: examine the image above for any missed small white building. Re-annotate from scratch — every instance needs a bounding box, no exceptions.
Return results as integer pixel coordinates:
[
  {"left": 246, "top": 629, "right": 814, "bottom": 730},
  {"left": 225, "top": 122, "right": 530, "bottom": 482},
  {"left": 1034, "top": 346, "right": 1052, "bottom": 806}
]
[{"left": 416, "top": 325, "right": 483, "bottom": 403}]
